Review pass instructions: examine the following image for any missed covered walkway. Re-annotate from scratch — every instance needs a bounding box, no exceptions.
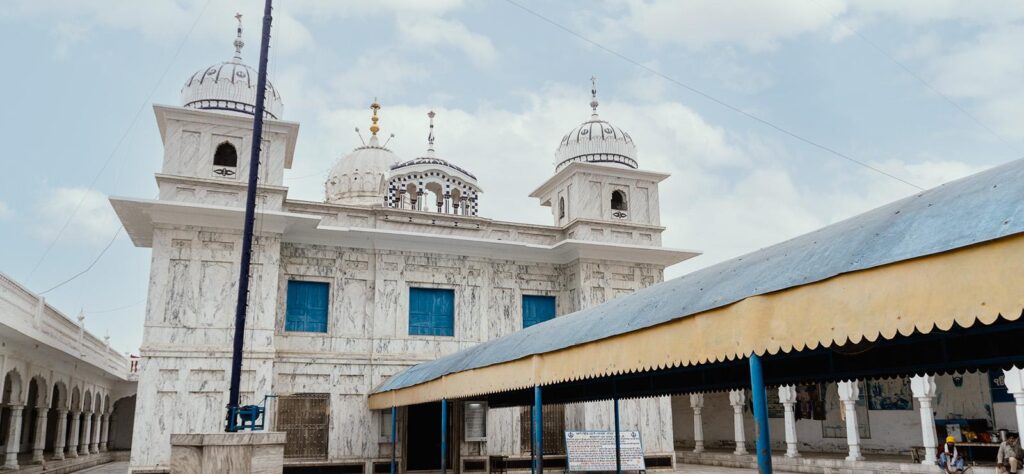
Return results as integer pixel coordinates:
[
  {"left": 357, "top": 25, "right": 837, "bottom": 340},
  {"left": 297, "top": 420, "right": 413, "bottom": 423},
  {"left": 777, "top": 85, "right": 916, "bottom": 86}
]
[{"left": 369, "top": 159, "right": 1024, "bottom": 473}]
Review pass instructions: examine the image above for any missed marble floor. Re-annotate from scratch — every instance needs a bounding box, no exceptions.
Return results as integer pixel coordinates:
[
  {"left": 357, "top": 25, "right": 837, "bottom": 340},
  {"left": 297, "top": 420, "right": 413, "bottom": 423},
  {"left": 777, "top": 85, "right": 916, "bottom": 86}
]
[{"left": 71, "top": 461, "right": 791, "bottom": 474}]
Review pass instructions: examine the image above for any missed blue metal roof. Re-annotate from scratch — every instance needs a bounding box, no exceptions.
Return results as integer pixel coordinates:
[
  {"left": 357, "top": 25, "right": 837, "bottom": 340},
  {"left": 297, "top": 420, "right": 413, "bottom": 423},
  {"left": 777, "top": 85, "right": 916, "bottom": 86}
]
[{"left": 375, "top": 159, "right": 1024, "bottom": 394}]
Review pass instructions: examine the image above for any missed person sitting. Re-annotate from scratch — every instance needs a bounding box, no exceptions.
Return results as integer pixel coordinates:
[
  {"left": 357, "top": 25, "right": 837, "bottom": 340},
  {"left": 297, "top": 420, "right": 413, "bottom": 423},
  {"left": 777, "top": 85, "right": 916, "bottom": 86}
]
[
  {"left": 999, "top": 433, "right": 1024, "bottom": 474},
  {"left": 938, "top": 436, "right": 965, "bottom": 473}
]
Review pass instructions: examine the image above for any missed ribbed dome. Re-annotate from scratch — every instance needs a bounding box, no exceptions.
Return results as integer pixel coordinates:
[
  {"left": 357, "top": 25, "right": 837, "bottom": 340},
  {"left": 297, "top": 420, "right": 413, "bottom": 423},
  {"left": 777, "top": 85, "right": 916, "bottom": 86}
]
[
  {"left": 180, "top": 15, "right": 283, "bottom": 119},
  {"left": 326, "top": 135, "right": 398, "bottom": 206},
  {"left": 555, "top": 81, "right": 637, "bottom": 172},
  {"left": 181, "top": 61, "right": 283, "bottom": 119},
  {"left": 555, "top": 117, "right": 637, "bottom": 172}
]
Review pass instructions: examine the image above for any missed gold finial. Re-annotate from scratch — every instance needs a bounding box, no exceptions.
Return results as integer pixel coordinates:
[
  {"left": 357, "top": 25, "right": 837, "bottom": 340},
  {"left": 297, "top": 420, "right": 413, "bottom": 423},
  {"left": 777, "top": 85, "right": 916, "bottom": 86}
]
[{"left": 370, "top": 99, "right": 381, "bottom": 136}]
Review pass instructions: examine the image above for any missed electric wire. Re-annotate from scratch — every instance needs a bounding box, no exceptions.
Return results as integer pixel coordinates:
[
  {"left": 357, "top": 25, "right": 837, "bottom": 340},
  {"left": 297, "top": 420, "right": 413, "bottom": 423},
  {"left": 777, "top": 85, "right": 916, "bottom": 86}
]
[
  {"left": 25, "top": 0, "right": 215, "bottom": 284},
  {"left": 38, "top": 226, "right": 123, "bottom": 295},
  {"left": 502, "top": 0, "right": 924, "bottom": 191},
  {"left": 86, "top": 298, "right": 147, "bottom": 314}
]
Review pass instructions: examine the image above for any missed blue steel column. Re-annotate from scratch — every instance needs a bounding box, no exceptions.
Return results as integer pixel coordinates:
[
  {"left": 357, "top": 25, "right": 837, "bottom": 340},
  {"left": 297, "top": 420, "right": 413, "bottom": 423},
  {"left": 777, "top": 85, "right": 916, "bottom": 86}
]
[
  {"left": 391, "top": 406, "right": 398, "bottom": 474},
  {"left": 614, "top": 396, "right": 622, "bottom": 474},
  {"left": 441, "top": 400, "right": 448, "bottom": 474},
  {"left": 749, "top": 354, "right": 773, "bottom": 473},
  {"left": 533, "top": 385, "right": 543, "bottom": 474}
]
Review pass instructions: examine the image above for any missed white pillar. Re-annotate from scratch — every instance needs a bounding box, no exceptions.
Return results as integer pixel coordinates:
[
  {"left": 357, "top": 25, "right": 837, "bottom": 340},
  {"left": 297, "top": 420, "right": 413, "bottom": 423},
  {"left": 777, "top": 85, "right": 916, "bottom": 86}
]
[
  {"left": 31, "top": 405, "right": 48, "bottom": 463},
  {"left": 1003, "top": 368, "right": 1024, "bottom": 434},
  {"left": 89, "top": 412, "right": 100, "bottom": 453},
  {"left": 100, "top": 414, "right": 110, "bottom": 451},
  {"left": 690, "top": 394, "right": 705, "bottom": 453},
  {"left": 52, "top": 409, "right": 68, "bottom": 460},
  {"left": 837, "top": 381, "right": 864, "bottom": 461},
  {"left": 778, "top": 385, "right": 800, "bottom": 458},
  {"left": 67, "top": 411, "right": 80, "bottom": 458},
  {"left": 910, "top": 375, "right": 938, "bottom": 464},
  {"left": 3, "top": 405, "right": 24, "bottom": 470},
  {"left": 729, "top": 389, "right": 748, "bottom": 455},
  {"left": 80, "top": 411, "right": 92, "bottom": 455}
]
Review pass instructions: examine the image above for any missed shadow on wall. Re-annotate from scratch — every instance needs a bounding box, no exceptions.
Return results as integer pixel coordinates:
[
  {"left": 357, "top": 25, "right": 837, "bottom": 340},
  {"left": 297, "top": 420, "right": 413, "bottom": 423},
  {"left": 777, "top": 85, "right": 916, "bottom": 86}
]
[{"left": 109, "top": 395, "right": 136, "bottom": 450}]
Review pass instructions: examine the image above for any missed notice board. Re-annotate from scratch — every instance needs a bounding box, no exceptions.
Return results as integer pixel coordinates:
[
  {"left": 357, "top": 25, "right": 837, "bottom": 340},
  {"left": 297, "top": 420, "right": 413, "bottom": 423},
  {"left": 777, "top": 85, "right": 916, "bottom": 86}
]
[{"left": 564, "top": 430, "right": 645, "bottom": 472}]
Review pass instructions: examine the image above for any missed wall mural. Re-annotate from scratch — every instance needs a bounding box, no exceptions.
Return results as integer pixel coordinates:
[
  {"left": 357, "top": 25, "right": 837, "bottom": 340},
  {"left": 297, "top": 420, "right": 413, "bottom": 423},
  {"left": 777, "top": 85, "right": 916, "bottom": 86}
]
[
  {"left": 823, "top": 381, "right": 870, "bottom": 439},
  {"left": 867, "top": 378, "right": 913, "bottom": 410}
]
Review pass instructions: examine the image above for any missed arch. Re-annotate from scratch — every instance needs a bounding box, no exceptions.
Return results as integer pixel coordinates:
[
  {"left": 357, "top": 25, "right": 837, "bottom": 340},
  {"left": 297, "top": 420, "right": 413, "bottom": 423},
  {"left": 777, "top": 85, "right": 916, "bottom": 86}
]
[
  {"left": 51, "top": 381, "right": 67, "bottom": 410},
  {"left": 2, "top": 369, "right": 24, "bottom": 405},
  {"left": 29, "top": 375, "right": 48, "bottom": 408},
  {"left": 103, "top": 394, "right": 111, "bottom": 414},
  {"left": 405, "top": 182, "right": 418, "bottom": 209},
  {"left": 558, "top": 197, "right": 566, "bottom": 219},
  {"left": 93, "top": 395, "right": 102, "bottom": 415},
  {"left": 611, "top": 189, "right": 627, "bottom": 211},
  {"left": 82, "top": 391, "right": 93, "bottom": 414},
  {"left": 69, "top": 386, "right": 81, "bottom": 412},
  {"left": 425, "top": 182, "right": 444, "bottom": 212},
  {"left": 213, "top": 141, "right": 238, "bottom": 168}
]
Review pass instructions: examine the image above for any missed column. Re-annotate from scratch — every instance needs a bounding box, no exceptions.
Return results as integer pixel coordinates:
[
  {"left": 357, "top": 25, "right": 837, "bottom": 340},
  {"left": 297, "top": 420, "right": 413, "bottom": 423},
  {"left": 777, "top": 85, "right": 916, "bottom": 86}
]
[
  {"left": 532, "top": 386, "right": 542, "bottom": 474},
  {"left": 1003, "top": 368, "right": 1024, "bottom": 435},
  {"left": 90, "top": 412, "right": 100, "bottom": 453},
  {"left": 690, "top": 394, "right": 705, "bottom": 453},
  {"left": 837, "top": 381, "right": 864, "bottom": 461},
  {"left": 80, "top": 411, "right": 92, "bottom": 456},
  {"left": 100, "top": 414, "right": 110, "bottom": 451},
  {"left": 749, "top": 354, "right": 773, "bottom": 473},
  {"left": 31, "top": 405, "right": 49, "bottom": 463},
  {"left": 52, "top": 409, "right": 68, "bottom": 460},
  {"left": 778, "top": 385, "right": 800, "bottom": 458},
  {"left": 440, "top": 399, "right": 447, "bottom": 474},
  {"left": 729, "top": 389, "right": 748, "bottom": 455},
  {"left": 3, "top": 405, "right": 24, "bottom": 470},
  {"left": 910, "top": 375, "right": 938, "bottom": 464},
  {"left": 614, "top": 396, "right": 621, "bottom": 474},
  {"left": 390, "top": 407, "right": 397, "bottom": 474},
  {"left": 67, "top": 411, "right": 80, "bottom": 458}
]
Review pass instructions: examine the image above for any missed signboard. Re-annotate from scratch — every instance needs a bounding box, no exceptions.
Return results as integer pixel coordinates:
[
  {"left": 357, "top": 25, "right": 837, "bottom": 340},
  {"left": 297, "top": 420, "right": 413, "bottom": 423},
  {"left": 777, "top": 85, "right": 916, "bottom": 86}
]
[{"left": 565, "top": 430, "right": 645, "bottom": 472}]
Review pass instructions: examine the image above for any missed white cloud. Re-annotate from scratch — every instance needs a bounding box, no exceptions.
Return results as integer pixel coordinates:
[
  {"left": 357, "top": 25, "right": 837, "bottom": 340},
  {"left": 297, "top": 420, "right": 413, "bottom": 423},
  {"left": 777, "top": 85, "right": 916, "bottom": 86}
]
[
  {"left": 0, "top": 201, "right": 13, "bottom": 220},
  {"left": 37, "top": 188, "right": 120, "bottom": 246},
  {"left": 395, "top": 15, "right": 498, "bottom": 66},
  {"left": 605, "top": 0, "right": 846, "bottom": 51}
]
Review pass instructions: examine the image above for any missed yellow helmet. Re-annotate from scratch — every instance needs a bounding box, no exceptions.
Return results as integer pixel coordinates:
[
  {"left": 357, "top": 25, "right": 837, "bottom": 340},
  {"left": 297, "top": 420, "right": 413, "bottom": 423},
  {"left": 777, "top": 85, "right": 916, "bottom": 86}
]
[{"left": 946, "top": 436, "right": 956, "bottom": 443}]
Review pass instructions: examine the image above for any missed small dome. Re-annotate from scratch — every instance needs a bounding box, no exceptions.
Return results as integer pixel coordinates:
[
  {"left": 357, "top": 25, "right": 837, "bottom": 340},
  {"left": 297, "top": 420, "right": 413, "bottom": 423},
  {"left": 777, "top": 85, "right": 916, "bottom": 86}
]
[
  {"left": 325, "top": 136, "right": 397, "bottom": 206},
  {"left": 555, "top": 79, "right": 637, "bottom": 172},
  {"left": 180, "top": 15, "right": 283, "bottom": 119},
  {"left": 326, "top": 101, "right": 397, "bottom": 206}
]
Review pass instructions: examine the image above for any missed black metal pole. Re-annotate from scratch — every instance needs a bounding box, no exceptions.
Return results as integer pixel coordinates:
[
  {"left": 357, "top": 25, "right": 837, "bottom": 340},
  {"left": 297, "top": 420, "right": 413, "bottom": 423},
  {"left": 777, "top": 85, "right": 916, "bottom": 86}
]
[{"left": 226, "top": 0, "right": 273, "bottom": 432}]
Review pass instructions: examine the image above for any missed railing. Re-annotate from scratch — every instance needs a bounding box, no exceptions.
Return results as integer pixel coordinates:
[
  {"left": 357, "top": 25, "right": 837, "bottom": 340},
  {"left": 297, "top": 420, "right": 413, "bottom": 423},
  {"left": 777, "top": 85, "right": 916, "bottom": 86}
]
[{"left": 0, "top": 271, "right": 134, "bottom": 381}]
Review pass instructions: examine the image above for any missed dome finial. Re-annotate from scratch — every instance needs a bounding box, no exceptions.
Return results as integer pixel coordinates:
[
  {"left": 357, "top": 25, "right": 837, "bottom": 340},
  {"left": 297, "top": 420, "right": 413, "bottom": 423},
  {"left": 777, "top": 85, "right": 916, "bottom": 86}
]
[
  {"left": 590, "top": 75, "right": 599, "bottom": 116},
  {"left": 370, "top": 99, "right": 381, "bottom": 136},
  {"left": 233, "top": 13, "right": 245, "bottom": 61},
  {"left": 427, "top": 110, "right": 436, "bottom": 153}
]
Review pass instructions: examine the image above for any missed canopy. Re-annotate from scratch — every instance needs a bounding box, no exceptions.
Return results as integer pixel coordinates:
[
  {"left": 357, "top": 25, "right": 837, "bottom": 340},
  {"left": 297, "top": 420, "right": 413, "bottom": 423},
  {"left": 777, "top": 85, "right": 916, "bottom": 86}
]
[{"left": 369, "top": 158, "right": 1024, "bottom": 409}]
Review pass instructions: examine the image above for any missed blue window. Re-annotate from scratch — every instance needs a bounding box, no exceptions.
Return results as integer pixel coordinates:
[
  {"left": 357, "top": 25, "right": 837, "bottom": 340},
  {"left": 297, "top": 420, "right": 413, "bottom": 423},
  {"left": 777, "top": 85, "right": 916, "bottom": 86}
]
[
  {"left": 284, "top": 281, "right": 329, "bottom": 333},
  {"left": 409, "top": 288, "right": 455, "bottom": 336},
  {"left": 522, "top": 295, "right": 556, "bottom": 328}
]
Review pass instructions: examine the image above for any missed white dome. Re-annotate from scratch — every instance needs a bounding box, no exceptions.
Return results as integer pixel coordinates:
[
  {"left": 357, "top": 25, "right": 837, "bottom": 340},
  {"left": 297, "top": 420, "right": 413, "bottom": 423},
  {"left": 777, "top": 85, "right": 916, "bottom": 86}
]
[
  {"left": 326, "top": 135, "right": 398, "bottom": 206},
  {"left": 180, "top": 15, "right": 283, "bottom": 119},
  {"left": 555, "top": 83, "right": 637, "bottom": 172}
]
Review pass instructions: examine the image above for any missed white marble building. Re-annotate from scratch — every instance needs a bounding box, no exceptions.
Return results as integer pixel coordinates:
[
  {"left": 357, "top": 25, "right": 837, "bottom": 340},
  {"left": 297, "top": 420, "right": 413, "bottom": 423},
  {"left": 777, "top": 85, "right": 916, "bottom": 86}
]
[
  {"left": 0, "top": 271, "right": 137, "bottom": 471},
  {"left": 111, "top": 20, "right": 696, "bottom": 473}
]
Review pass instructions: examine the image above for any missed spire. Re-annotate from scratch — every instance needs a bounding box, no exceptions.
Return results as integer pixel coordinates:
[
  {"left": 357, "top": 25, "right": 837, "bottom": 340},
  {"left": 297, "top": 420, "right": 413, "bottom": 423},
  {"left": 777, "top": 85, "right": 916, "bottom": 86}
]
[
  {"left": 427, "top": 110, "right": 436, "bottom": 154},
  {"left": 233, "top": 13, "right": 245, "bottom": 61},
  {"left": 590, "top": 75, "right": 599, "bottom": 117},
  {"left": 370, "top": 99, "right": 381, "bottom": 136}
]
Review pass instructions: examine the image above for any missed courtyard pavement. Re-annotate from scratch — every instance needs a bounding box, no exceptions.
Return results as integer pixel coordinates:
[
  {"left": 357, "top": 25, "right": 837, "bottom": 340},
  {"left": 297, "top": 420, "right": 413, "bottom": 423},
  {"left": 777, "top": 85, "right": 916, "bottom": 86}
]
[{"left": 74, "top": 461, "right": 795, "bottom": 473}]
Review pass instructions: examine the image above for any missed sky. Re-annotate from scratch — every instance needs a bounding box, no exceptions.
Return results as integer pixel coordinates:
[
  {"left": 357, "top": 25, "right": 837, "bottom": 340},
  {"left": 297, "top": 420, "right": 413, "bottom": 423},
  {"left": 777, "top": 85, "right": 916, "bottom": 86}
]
[{"left": 2, "top": 0, "right": 1023, "bottom": 356}]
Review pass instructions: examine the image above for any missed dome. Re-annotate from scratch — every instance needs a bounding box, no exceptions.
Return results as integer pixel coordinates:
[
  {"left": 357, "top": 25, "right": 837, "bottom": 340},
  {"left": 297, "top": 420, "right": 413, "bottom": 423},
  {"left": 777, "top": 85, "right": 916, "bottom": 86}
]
[
  {"left": 555, "top": 81, "right": 637, "bottom": 172},
  {"left": 325, "top": 136, "right": 397, "bottom": 206},
  {"left": 180, "top": 15, "right": 283, "bottom": 119},
  {"left": 326, "top": 102, "right": 398, "bottom": 206}
]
